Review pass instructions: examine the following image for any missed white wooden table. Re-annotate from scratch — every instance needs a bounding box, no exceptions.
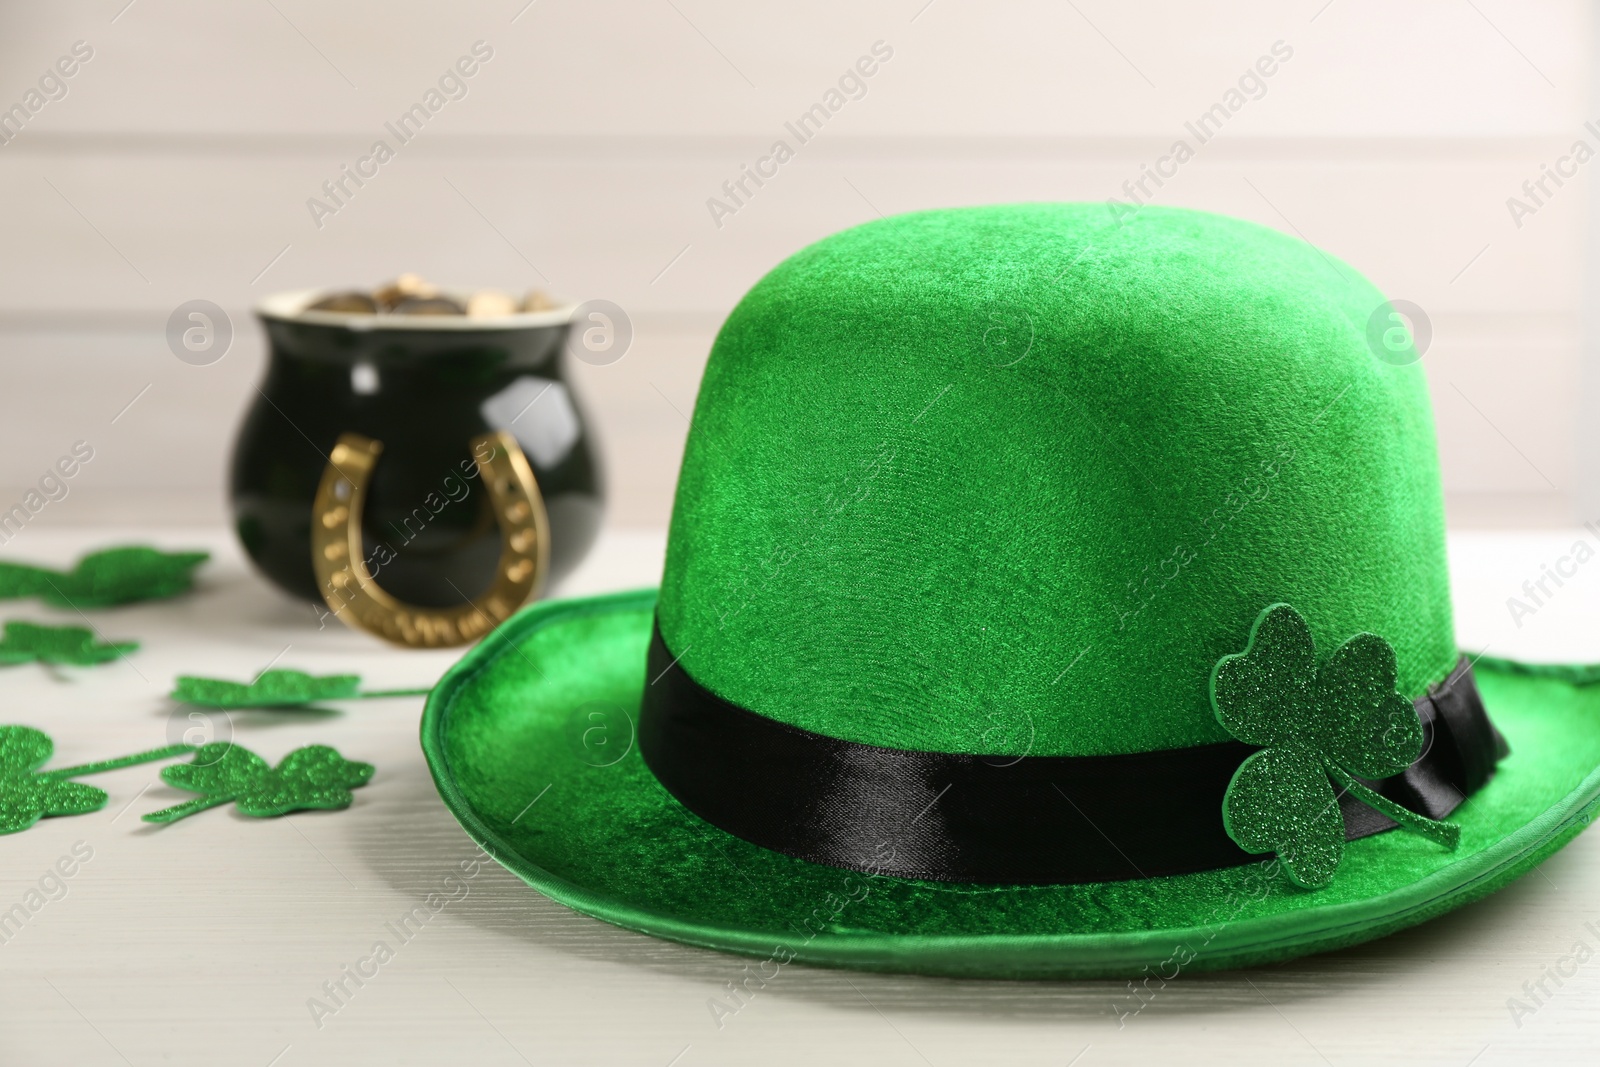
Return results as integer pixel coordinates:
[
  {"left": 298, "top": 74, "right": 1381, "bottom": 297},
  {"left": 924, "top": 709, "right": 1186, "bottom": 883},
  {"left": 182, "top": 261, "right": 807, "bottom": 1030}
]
[{"left": 2, "top": 526, "right": 1597, "bottom": 1066}]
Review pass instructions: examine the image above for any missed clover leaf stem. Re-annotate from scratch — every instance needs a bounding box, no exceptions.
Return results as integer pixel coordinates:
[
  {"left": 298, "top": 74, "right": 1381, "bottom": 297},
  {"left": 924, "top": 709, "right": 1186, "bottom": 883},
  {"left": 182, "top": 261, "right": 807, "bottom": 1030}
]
[
  {"left": 1324, "top": 762, "right": 1461, "bottom": 851},
  {"left": 40, "top": 743, "right": 197, "bottom": 780},
  {"left": 143, "top": 795, "right": 232, "bottom": 824}
]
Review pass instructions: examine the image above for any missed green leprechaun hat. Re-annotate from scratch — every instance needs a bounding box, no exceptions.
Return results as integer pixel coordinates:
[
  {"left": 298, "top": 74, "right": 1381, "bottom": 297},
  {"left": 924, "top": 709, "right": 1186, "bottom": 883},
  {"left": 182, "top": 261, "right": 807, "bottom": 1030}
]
[{"left": 422, "top": 203, "right": 1600, "bottom": 979}]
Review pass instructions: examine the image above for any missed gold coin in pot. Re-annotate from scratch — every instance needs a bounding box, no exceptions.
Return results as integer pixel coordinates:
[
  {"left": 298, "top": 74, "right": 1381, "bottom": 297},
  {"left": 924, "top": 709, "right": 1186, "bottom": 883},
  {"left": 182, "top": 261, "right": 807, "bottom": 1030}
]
[
  {"left": 467, "top": 290, "right": 518, "bottom": 317},
  {"left": 307, "top": 291, "right": 378, "bottom": 313},
  {"left": 392, "top": 295, "right": 466, "bottom": 315},
  {"left": 376, "top": 273, "right": 439, "bottom": 309}
]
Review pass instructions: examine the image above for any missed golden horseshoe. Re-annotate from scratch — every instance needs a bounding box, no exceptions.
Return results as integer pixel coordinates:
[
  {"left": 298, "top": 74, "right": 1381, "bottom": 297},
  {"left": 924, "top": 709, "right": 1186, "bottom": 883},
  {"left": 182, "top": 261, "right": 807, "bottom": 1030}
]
[{"left": 310, "top": 430, "right": 549, "bottom": 648}]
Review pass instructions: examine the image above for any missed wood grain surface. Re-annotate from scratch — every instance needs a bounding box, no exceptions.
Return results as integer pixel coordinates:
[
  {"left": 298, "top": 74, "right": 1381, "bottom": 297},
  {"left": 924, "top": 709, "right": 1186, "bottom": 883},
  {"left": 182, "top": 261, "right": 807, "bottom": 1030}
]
[{"left": 0, "top": 527, "right": 1596, "bottom": 1065}]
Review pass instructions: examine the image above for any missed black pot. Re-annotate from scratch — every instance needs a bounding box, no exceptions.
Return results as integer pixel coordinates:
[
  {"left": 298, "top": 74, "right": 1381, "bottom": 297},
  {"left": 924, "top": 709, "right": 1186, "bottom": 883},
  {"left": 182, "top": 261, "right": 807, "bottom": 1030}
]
[{"left": 230, "top": 290, "right": 603, "bottom": 632}]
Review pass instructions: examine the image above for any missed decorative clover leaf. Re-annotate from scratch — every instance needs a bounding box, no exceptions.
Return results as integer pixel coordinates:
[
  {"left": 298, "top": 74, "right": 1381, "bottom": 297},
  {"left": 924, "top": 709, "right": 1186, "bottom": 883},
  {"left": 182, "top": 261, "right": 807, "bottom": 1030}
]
[
  {"left": 143, "top": 742, "right": 375, "bottom": 823},
  {"left": 0, "top": 546, "right": 208, "bottom": 608},
  {"left": 173, "top": 670, "right": 362, "bottom": 709},
  {"left": 1211, "top": 603, "right": 1460, "bottom": 889},
  {"left": 0, "top": 564, "right": 53, "bottom": 602},
  {"left": 170, "top": 669, "right": 429, "bottom": 709},
  {"left": 0, "top": 622, "right": 138, "bottom": 666},
  {"left": 0, "top": 726, "right": 108, "bottom": 833}
]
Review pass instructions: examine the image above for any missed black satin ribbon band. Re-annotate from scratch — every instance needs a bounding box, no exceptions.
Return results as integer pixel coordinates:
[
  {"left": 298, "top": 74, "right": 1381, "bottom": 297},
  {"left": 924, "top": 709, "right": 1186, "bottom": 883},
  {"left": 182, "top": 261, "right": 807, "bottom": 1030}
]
[
  {"left": 638, "top": 621, "right": 1507, "bottom": 885},
  {"left": 1342, "top": 656, "right": 1510, "bottom": 839}
]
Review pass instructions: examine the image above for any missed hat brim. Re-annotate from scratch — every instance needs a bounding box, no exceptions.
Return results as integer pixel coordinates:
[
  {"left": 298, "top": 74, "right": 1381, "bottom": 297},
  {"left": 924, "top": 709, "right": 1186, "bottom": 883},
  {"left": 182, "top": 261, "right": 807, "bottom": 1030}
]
[{"left": 421, "top": 588, "right": 1600, "bottom": 979}]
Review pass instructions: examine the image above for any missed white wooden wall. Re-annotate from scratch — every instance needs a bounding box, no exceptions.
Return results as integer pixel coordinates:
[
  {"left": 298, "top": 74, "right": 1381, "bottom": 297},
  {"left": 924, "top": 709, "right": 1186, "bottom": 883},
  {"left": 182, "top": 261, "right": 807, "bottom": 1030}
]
[{"left": 0, "top": 0, "right": 1589, "bottom": 530}]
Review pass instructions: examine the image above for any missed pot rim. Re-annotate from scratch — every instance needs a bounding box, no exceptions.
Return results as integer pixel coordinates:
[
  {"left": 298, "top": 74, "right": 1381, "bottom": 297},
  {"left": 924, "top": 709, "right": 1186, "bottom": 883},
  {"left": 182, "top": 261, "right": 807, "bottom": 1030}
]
[{"left": 255, "top": 288, "right": 578, "bottom": 332}]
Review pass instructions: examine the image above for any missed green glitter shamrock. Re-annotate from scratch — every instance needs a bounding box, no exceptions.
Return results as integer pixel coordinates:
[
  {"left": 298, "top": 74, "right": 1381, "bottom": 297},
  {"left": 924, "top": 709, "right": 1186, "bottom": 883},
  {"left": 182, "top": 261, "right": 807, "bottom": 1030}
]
[
  {"left": 1211, "top": 603, "right": 1460, "bottom": 889},
  {"left": 171, "top": 669, "right": 428, "bottom": 709},
  {"left": 143, "top": 742, "right": 375, "bottom": 823},
  {"left": 0, "top": 725, "right": 192, "bottom": 834},
  {"left": 0, "top": 546, "right": 208, "bottom": 608},
  {"left": 0, "top": 621, "right": 138, "bottom": 666}
]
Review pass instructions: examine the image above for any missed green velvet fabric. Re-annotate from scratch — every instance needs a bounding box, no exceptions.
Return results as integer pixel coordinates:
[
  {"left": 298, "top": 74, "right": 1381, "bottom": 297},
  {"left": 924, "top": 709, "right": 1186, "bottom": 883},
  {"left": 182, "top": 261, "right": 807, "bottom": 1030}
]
[
  {"left": 659, "top": 203, "right": 1454, "bottom": 756},
  {"left": 422, "top": 590, "right": 1600, "bottom": 979}
]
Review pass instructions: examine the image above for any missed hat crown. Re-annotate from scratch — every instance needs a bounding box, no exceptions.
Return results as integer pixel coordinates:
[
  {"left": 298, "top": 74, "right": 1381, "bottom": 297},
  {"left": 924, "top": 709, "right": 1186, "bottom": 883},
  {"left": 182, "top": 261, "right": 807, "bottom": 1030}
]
[{"left": 659, "top": 203, "right": 1455, "bottom": 758}]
